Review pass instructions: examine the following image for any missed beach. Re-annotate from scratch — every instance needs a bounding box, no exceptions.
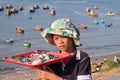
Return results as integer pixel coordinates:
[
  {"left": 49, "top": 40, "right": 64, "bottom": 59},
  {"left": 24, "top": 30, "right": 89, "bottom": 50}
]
[
  {"left": 0, "top": 53, "right": 120, "bottom": 80},
  {"left": 0, "top": 68, "right": 39, "bottom": 80}
]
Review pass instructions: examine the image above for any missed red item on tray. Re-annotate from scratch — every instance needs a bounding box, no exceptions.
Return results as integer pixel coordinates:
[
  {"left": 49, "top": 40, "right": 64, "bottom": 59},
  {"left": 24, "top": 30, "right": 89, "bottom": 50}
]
[{"left": 2, "top": 50, "right": 70, "bottom": 68}]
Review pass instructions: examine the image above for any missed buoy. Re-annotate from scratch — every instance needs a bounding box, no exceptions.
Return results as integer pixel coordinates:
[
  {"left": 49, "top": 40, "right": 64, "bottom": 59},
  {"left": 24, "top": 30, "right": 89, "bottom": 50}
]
[
  {"left": 23, "top": 42, "right": 31, "bottom": 48},
  {"left": 104, "top": 23, "right": 110, "bottom": 27},
  {"left": 5, "top": 39, "right": 14, "bottom": 44},
  {"left": 93, "top": 21, "right": 99, "bottom": 25},
  {"left": 100, "top": 20, "right": 105, "bottom": 24}
]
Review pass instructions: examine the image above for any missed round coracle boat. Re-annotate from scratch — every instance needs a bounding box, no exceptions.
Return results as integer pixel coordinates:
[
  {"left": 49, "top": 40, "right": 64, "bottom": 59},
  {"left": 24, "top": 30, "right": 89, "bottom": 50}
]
[
  {"left": 78, "top": 24, "right": 87, "bottom": 29},
  {"left": 32, "top": 5, "right": 40, "bottom": 9},
  {"left": 10, "top": 8, "right": 18, "bottom": 13},
  {"left": 28, "top": 7, "right": 35, "bottom": 13},
  {"left": 105, "top": 13, "right": 114, "bottom": 16},
  {"left": 5, "top": 39, "right": 14, "bottom": 44},
  {"left": 104, "top": 23, "right": 112, "bottom": 27},
  {"left": 50, "top": 8, "right": 56, "bottom": 15},
  {"left": 5, "top": 10, "right": 11, "bottom": 16},
  {"left": 88, "top": 12, "right": 98, "bottom": 17},
  {"left": 93, "top": 21, "right": 99, "bottom": 25},
  {"left": 16, "top": 27, "right": 24, "bottom": 33},
  {"left": 23, "top": 42, "right": 31, "bottom": 48},
  {"left": 105, "top": 11, "right": 114, "bottom": 16},
  {"left": 117, "top": 11, "right": 120, "bottom": 15},
  {"left": 94, "top": 6, "right": 99, "bottom": 10},
  {"left": 18, "top": 5, "right": 23, "bottom": 11},
  {"left": 0, "top": 6, "right": 4, "bottom": 11},
  {"left": 42, "top": 5, "right": 49, "bottom": 10},
  {"left": 86, "top": 7, "right": 91, "bottom": 13},
  {"left": 34, "top": 26, "right": 43, "bottom": 31},
  {"left": 6, "top": 4, "right": 13, "bottom": 9},
  {"left": 100, "top": 20, "right": 105, "bottom": 24}
]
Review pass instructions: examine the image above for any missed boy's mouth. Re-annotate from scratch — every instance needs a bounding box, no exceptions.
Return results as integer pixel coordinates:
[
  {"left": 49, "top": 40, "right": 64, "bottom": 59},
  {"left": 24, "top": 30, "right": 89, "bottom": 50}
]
[{"left": 59, "top": 45, "right": 65, "bottom": 49}]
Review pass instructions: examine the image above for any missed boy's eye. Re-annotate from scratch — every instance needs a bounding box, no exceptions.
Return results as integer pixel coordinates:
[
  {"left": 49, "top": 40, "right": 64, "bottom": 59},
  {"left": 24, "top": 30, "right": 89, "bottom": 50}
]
[{"left": 54, "top": 37, "right": 59, "bottom": 40}]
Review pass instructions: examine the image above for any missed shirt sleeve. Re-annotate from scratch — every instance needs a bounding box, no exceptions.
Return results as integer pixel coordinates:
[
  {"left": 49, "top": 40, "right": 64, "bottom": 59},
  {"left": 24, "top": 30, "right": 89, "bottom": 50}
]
[{"left": 77, "top": 54, "right": 92, "bottom": 80}]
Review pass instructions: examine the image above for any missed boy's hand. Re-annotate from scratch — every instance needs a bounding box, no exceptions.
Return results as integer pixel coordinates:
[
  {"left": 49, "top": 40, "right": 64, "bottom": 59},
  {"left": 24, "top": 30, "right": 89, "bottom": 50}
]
[{"left": 37, "top": 66, "right": 63, "bottom": 80}]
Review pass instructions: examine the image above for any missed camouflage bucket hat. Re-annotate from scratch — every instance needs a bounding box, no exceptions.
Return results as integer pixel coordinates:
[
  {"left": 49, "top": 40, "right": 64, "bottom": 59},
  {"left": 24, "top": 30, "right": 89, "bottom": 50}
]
[{"left": 41, "top": 18, "right": 80, "bottom": 47}]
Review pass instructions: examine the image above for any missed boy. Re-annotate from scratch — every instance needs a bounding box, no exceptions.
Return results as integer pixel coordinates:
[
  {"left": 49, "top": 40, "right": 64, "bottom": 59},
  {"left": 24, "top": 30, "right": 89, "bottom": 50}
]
[{"left": 38, "top": 18, "right": 92, "bottom": 80}]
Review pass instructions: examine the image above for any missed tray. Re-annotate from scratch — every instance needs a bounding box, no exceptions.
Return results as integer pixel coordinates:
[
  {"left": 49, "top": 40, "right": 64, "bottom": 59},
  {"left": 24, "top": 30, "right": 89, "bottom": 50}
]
[{"left": 2, "top": 50, "right": 70, "bottom": 68}]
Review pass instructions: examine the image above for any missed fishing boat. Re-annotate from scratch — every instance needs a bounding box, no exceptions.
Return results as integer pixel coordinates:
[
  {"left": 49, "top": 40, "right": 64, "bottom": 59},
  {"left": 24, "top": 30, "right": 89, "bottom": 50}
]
[
  {"left": 18, "top": 5, "right": 23, "bottom": 11},
  {"left": 16, "top": 27, "right": 24, "bottom": 33},
  {"left": 23, "top": 42, "right": 31, "bottom": 48},
  {"left": 42, "top": 5, "right": 49, "bottom": 10},
  {"left": 28, "top": 7, "right": 35, "bottom": 13},
  {"left": 86, "top": 7, "right": 91, "bottom": 13},
  {"left": 93, "top": 21, "right": 99, "bottom": 25},
  {"left": 34, "top": 26, "right": 43, "bottom": 31},
  {"left": 99, "top": 20, "right": 105, "bottom": 24},
  {"left": 50, "top": 8, "right": 56, "bottom": 15},
  {"left": 117, "top": 11, "right": 120, "bottom": 15},
  {"left": 32, "top": 5, "right": 40, "bottom": 9},
  {"left": 5, "top": 10, "right": 11, "bottom": 16},
  {"left": 78, "top": 24, "right": 87, "bottom": 29},
  {"left": 105, "top": 11, "right": 114, "bottom": 16},
  {"left": 6, "top": 4, "right": 13, "bottom": 9},
  {"left": 88, "top": 12, "right": 98, "bottom": 17},
  {"left": 5, "top": 39, "right": 14, "bottom": 44},
  {"left": 104, "top": 23, "right": 112, "bottom": 27},
  {"left": 86, "top": 6, "right": 99, "bottom": 17},
  {"left": 0, "top": 6, "right": 4, "bottom": 11}
]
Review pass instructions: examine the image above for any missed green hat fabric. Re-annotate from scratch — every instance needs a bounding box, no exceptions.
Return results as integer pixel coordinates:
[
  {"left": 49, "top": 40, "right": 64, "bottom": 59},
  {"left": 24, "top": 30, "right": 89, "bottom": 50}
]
[{"left": 41, "top": 18, "right": 80, "bottom": 47}]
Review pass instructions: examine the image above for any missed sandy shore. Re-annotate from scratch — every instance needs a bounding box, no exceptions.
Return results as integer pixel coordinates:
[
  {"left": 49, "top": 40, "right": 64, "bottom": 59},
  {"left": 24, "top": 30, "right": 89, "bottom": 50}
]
[
  {"left": 91, "top": 53, "right": 120, "bottom": 65},
  {"left": 0, "top": 68, "right": 39, "bottom": 80},
  {"left": 0, "top": 53, "right": 120, "bottom": 80}
]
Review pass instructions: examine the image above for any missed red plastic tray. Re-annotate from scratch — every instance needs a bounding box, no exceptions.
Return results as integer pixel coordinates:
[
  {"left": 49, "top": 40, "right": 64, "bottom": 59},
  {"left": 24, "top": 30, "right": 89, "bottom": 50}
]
[{"left": 2, "top": 50, "right": 70, "bottom": 68}]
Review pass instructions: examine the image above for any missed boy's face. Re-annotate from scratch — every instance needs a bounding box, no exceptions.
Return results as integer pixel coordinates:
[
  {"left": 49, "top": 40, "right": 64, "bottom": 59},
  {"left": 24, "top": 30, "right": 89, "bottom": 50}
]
[{"left": 53, "top": 34, "right": 74, "bottom": 51}]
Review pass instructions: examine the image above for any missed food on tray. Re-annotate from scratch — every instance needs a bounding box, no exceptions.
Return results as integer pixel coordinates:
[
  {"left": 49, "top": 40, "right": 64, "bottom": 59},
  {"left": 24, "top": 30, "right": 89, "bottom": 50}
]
[
  {"left": 4, "top": 50, "right": 58, "bottom": 65},
  {"left": 3, "top": 50, "right": 70, "bottom": 68}
]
